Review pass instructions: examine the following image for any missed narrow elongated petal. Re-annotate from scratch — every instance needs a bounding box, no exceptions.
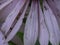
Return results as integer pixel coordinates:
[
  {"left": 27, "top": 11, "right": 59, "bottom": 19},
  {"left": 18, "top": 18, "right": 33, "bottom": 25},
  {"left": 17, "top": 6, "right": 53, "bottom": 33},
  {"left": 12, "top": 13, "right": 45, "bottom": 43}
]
[
  {"left": 46, "top": 1, "right": 60, "bottom": 44},
  {"left": 43, "top": 1, "right": 58, "bottom": 45},
  {"left": 1, "top": 0, "right": 26, "bottom": 35},
  {"left": 38, "top": 1, "right": 49, "bottom": 45},
  {"left": 5, "top": 0, "right": 29, "bottom": 42},
  {"left": 0, "top": 0, "right": 13, "bottom": 10},
  {"left": 24, "top": 1, "right": 38, "bottom": 45},
  {"left": 46, "top": 0, "right": 60, "bottom": 28}
]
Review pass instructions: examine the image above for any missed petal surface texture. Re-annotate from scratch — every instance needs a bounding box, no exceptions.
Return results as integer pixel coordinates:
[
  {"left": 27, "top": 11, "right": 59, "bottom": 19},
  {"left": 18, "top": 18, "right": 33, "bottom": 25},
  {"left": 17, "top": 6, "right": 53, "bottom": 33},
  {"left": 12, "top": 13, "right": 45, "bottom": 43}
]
[
  {"left": 38, "top": 1, "right": 49, "bottom": 45},
  {"left": 43, "top": 1, "right": 60, "bottom": 45},
  {"left": 24, "top": 1, "right": 38, "bottom": 45}
]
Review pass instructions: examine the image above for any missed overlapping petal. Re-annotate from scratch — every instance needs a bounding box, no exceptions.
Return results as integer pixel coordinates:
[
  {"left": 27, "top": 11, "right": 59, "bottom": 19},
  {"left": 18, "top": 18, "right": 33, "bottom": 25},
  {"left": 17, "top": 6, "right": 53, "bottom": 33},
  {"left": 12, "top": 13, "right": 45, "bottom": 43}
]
[
  {"left": 0, "top": 0, "right": 60, "bottom": 45},
  {"left": 43, "top": 1, "right": 60, "bottom": 45},
  {"left": 38, "top": 1, "right": 49, "bottom": 45}
]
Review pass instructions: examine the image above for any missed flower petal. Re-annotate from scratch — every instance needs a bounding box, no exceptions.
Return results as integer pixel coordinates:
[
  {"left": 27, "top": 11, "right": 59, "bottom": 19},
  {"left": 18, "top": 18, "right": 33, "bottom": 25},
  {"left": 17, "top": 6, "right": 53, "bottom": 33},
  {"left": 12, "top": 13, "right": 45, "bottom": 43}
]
[
  {"left": 24, "top": 1, "right": 38, "bottom": 45},
  {"left": 53, "top": 0, "right": 60, "bottom": 10},
  {"left": 1, "top": 0, "right": 26, "bottom": 36},
  {"left": 47, "top": 3, "right": 60, "bottom": 44},
  {"left": 0, "top": 0, "right": 13, "bottom": 10},
  {"left": 0, "top": 0, "right": 19, "bottom": 21},
  {"left": 5, "top": 0, "right": 29, "bottom": 42},
  {"left": 38, "top": 1, "right": 49, "bottom": 45},
  {"left": 0, "top": 31, "right": 8, "bottom": 45},
  {"left": 43, "top": 1, "right": 59, "bottom": 45},
  {"left": 46, "top": 0, "right": 60, "bottom": 28}
]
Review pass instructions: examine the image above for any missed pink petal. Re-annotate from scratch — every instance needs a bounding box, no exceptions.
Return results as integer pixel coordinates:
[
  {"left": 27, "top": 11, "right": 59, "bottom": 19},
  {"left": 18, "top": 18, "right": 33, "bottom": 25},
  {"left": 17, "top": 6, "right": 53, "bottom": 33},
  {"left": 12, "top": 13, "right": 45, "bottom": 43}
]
[
  {"left": 24, "top": 1, "right": 38, "bottom": 45},
  {"left": 43, "top": 1, "right": 58, "bottom": 45},
  {"left": 1, "top": 0, "right": 26, "bottom": 36},
  {"left": 6, "top": 0, "right": 29, "bottom": 42},
  {"left": 38, "top": 1, "right": 49, "bottom": 45}
]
